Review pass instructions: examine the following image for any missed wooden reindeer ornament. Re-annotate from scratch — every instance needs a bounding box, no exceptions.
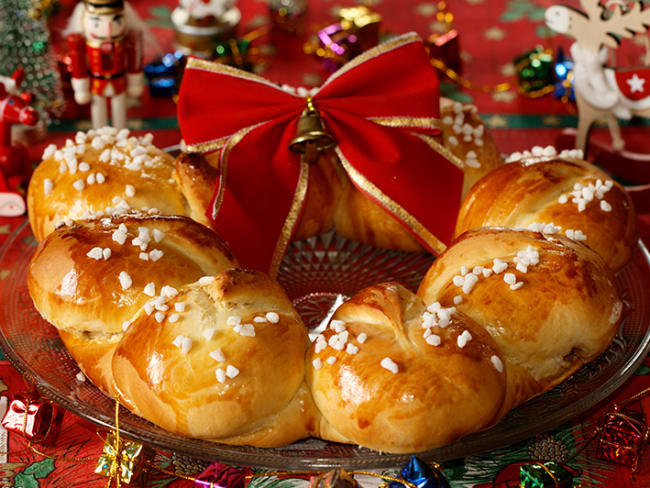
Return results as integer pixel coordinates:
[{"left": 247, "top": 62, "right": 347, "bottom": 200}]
[{"left": 545, "top": 1, "right": 650, "bottom": 153}]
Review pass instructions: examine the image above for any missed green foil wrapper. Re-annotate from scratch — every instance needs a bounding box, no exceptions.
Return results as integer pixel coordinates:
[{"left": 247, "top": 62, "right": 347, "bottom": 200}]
[
  {"left": 215, "top": 39, "right": 253, "bottom": 71},
  {"left": 514, "top": 47, "right": 554, "bottom": 93},
  {"left": 519, "top": 461, "right": 575, "bottom": 488}
]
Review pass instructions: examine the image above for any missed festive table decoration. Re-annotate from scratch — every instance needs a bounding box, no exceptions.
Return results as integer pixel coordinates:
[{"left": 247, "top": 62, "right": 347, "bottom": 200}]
[
  {"left": 553, "top": 48, "right": 575, "bottom": 103},
  {"left": 65, "top": 0, "right": 144, "bottom": 129},
  {"left": 312, "top": 4, "right": 383, "bottom": 71},
  {"left": 308, "top": 468, "right": 360, "bottom": 488},
  {"left": 596, "top": 400, "right": 649, "bottom": 470},
  {"left": 339, "top": 6, "right": 382, "bottom": 53},
  {"left": 528, "top": 434, "right": 570, "bottom": 464},
  {"left": 472, "top": 460, "right": 580, "bottom": 488},
  {"left": 1, "top": 392, "right": 64, "bottom": 446},
  {"left": 171, "top": 0, "right": 241, "bottom": 59},
  {"left": 95, "top": 431, "right": 149, "bottom": 486},
  {"left": 144, "top": 51, "right": 185, "bottom": 97},
  {"left": 519, "top": 461, "right": 578, "bottom": 488},
  {"left": 0, "top": 0, "right": 64, "bottom": 125},
  {"left": 514, "top": 47, "right": 554, "bottom": 94},
  {"left": 174, "top": 0, "right": 235, "bottom": 26},
  {"left": 212, "top": 27, "right": 269, "bottom": 72},
  {"left": 545, "top": 0, "right": 650, "bottom": 152},
  {"left": 304, "top": 5, "right": 382, "bottom": 73},
  {"left": 312, "top": 23, "right": 359, "bottom": 73},
  {"left": 269, "top": 0, "right": 308, "bottom": 34},
  {"left": 426, "top": 2, "right": 461, "bottom": 77},
  {"left": 388, "top": 457, "right": 450, "bottom": 488},
  {"left": 178, "top": 33, "right": 463, "bottom": 276},
  {"left": 28, "top": 0, "right": 59, "bottom": 20},
  {"left": 0, "top": 68, "right": 39, "bottom": 217},
  {"left": 193, "top": 461, "right": 253, "bottom": 488}
]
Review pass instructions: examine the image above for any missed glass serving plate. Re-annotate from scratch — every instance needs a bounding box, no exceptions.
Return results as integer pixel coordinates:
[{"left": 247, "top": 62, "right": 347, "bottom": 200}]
[{"left": 1, "top": 220, "right": 650, "bottom": 470}]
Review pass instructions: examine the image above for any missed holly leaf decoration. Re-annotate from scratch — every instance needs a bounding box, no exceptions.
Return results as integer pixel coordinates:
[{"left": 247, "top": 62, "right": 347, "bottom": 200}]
[
  {"left": 147, "top": 6, "right": 173, "bottom": 28},
  {"left": 440, "top": 82, "right": 475, "bottom": 103},
  {"left": 500, "top": 0, "right": 547, "bottom": 22},
  {"left": 15, "top": 459, "right": 55, "bottom": 488},
  {"left": 634, "top": 364, "right": 650, "bottom": 375},
  {"left": 22, "top": 235, "right": 36, "bottom": 247}
]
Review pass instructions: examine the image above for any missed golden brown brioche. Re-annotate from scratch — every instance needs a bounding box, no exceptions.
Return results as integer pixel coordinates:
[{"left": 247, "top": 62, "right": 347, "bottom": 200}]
[
  {"left": 27, "top": 214, "right": 236, "bottom": 394},
  {"left": 174, "top": 152, "right": 218, "bottom": 229},
  {"left": 293, "top": 150, "right": 344, "bottom": 240},
  {"left": 332, "top": 176, "right": 424, "bottom": 252},
  {"left": 418, "top": 228, "right": 622, "bottom": 413},
  {"left": 176, "top": 150, "right": 343, "bottom": 241},
  {"left": 455, "top": 151, "right": 637, "bottom": 271},
  {"left": 439, "top": 97, "right": 505, "bottom": 197},
  {"left": 176, "top": 148, "right": 433, "bottom": 253},
  {"left": 28, "top": 128, "right": 187, "bottom": 242},
  {"left": 111, "top": 269, "right": 317, "bottom": 445},
  {"left": 307, "top": 282, "right": 507, "bottom": 453}
]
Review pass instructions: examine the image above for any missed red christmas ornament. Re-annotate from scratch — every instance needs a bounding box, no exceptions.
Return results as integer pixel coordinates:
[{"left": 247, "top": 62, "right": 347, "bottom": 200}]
[
  {"left": 194, "top": 461, "right": 253, "bottom": 488},
  {"left": 597, "top": 403, "right": 649, "bottom": 470},
  {"left": 425, "top": 4, "right": 462, "bottom": 77},
  {"left": 1, "top": 393, "right": 64, "bottom": 446},
  {"left": 427, "top": 29, "right": 462, "bottom": 77}
]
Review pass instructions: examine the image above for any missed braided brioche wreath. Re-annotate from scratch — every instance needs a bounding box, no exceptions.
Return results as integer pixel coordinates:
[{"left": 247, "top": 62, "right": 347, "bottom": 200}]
[{"left": 26, "top": 122, "right": 634, "bottom": 453}]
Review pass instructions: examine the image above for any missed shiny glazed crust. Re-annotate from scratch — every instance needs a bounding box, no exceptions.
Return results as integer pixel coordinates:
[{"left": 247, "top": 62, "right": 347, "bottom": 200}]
[
  {"left": 455, "top": 158, "right": 637, "bottom": 271},
  {"left": 111, "top": 269, "right": 317, "bottom": 443},
  {"left": 28, "top": 131, "right": 187, "bottom": 242},
  {"left": 27, "top": 214, "right": 236, "bottom": 394},
  {"left": 439, "top": 97, "right": 505, "bottom": 197},
  {"left": 307, "top": 282, "right": 506, "bottom": 452},
  {"left": 26, "top": 219, "right": 623, "bottom": 451},
  {"left": 418, "top": 228, "right": 622, "bottom": 413},
  {"left": 25, "top": 131, "right": 625, "bottom": 453}
]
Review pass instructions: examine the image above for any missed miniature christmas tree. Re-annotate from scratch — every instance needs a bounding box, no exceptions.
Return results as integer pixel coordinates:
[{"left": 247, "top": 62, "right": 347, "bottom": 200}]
[{"left": 0, "top": 0, "right": 64, "bottom": 124}]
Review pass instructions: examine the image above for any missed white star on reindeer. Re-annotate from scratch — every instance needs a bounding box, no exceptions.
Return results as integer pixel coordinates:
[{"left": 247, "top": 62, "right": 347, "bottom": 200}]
[{"left": 627, "top": 73, "right": 646, "bottom": 93}]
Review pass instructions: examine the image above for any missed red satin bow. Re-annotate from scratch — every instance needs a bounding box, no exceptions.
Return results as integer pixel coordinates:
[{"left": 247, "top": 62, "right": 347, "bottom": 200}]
[{"left": 178, "top": 32, "right": 463, "bottom": 275}]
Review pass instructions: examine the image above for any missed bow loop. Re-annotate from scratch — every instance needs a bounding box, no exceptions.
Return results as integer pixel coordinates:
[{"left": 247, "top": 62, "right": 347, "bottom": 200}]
[
  {"left": 178, "top": 61, "right": 304, "bottom": 153},
  {"left": 314, "top": 33, "right": 441, "bottom": 130}
]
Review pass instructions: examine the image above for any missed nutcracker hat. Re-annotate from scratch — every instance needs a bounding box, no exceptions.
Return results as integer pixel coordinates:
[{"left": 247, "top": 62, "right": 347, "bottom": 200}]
[{"left": 84, "top": 0, "right": 124, "bottom": 14}]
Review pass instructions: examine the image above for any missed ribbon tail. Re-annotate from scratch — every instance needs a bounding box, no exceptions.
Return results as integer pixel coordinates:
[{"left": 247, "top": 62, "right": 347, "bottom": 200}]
[
  {"left": 270, "top": 158, "right": 309, "bottom": 277},
  {"left": 324, "top": 110, "right": 463, "bottom": 253},
  {"left": 179, "top": 58, "right": 302, "bottom": 153},
  {"left": 208, "top": 116, "right": 308, "bottom": 275}
]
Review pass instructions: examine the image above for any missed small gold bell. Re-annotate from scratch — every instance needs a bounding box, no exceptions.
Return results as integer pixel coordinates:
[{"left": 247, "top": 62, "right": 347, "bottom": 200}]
[{"left": 289, "top": 102, "right": 336, "bottom": 164}]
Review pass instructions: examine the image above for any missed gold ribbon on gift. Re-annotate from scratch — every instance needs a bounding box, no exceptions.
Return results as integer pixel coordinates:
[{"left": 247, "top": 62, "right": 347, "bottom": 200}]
[{"left": 95, "top": 400, "right": 147, "bottom": 487}]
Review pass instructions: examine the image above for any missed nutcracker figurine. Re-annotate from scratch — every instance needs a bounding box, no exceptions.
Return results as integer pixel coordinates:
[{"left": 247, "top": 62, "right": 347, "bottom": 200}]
[{"left": 65, "top": 0, "right": 144, "bottom": 128}]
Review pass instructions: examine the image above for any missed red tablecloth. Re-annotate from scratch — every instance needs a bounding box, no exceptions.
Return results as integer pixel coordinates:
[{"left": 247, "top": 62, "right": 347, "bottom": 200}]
[{"left": 1, "top": 0, "right": 650, "bottom": 486}]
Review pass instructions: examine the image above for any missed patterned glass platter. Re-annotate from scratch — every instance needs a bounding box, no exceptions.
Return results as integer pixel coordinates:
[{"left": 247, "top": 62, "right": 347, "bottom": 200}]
[{"left": 1, "top": 220, "right": 650, "bottom": 470}]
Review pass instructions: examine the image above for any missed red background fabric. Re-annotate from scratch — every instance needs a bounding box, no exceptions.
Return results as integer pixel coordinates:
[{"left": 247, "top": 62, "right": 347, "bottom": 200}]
[{"left": 1, "top": 0, "right": 650, "bottom": 486}]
